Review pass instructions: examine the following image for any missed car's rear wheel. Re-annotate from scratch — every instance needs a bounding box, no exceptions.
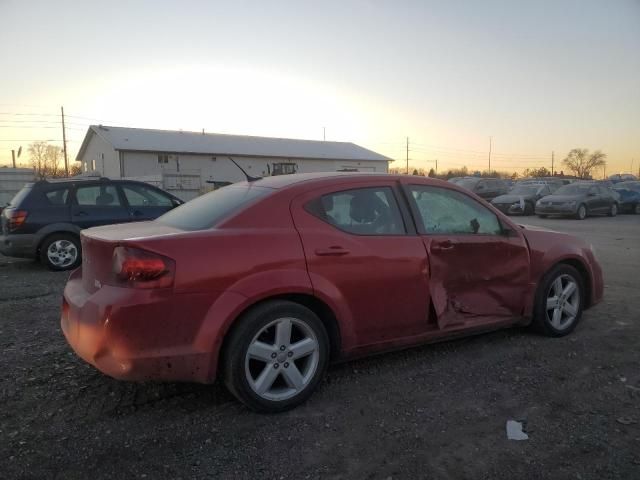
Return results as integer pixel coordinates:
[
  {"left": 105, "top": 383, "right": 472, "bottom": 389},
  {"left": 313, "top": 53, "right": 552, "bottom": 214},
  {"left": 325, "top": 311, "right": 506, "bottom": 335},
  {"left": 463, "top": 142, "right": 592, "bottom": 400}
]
[
  {"left": 223, "top": 300, "right": 329, "bottom": 412},
  {"left": 608, "top": 203, "right": 618, "bottom": 217},
  {"left": 39, "top": 233, "right": 81, "bottom": 271},
  {"left": 575, "top": 204, "right": 587, "bottom": 220},
  {"left": 532, "top": 264, "right": 584, "bottom": 337}
]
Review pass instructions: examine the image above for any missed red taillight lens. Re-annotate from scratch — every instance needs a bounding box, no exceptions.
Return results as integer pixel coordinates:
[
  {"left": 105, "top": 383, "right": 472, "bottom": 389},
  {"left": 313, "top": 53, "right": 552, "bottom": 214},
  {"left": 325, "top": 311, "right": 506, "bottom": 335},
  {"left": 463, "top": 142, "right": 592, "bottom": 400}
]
[
  {"left": 111, "top": 246, "right": 175, "bottom": 288},
  {"left": 7, "top": 210, "right": 28, "bottom": 231}
]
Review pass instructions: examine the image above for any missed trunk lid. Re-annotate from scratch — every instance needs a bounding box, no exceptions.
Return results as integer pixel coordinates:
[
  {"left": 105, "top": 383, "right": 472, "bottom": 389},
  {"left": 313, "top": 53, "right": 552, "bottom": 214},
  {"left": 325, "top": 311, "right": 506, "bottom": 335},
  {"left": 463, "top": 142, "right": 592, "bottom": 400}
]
[{"left": 80, "top": 221, "right": 184, "bottom": 293}]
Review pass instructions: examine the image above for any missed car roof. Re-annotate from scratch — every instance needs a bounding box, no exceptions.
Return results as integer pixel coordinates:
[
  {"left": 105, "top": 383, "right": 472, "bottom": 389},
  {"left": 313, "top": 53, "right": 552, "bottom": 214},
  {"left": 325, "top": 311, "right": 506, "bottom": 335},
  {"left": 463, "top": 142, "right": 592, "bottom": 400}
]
[{"left": 243, "top": 172, "right": 446, "bottom": 190}]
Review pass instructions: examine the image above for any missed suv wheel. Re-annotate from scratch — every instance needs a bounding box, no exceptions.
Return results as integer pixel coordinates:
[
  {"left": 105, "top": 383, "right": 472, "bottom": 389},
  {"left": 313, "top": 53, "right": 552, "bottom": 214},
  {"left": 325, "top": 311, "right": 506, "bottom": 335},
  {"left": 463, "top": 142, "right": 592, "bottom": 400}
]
[
  {"left": 608, "top": 203, "right": 618, "bottom": 217},
  {"left": 40, "top": 233, "right": 81, "bottom": 271},
  {"left": 223, "top": 300, "right": 329, "bottom": 412},
  {"left": 575, "top": 204, "right": 587, "bottom": 220}
]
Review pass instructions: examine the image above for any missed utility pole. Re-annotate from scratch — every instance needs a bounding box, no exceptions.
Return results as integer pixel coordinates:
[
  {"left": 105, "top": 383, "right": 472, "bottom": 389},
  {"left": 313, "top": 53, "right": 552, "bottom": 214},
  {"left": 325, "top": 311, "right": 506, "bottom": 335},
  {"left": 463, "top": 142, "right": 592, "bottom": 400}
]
[
  {"left": 11, "top": 149, "right": 16, "bottom": 168},
  {"left": 61, "top": 106, "right": 69, "bottom": 177},
  {"left": 323, "top": 127, "right": 326, "bottom": 141},
  {"left": 488, "top": 136, "right": 492, "bottom": 173},
  {"left": 435, "top": 158, "right": 438, "bottom": 174},
  {"left": 406, "top": 137, "right": 409, "bottom": 174},
  {"left": 551, "top": 151, "right": 554, "bottom": 176}
]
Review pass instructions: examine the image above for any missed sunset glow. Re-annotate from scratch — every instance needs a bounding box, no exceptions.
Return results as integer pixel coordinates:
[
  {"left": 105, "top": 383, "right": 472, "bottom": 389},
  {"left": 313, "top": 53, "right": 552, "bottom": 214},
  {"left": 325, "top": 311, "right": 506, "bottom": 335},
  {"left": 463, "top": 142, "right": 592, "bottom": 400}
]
[{"left": 1, "top": 0, "right": 638, "bottom": 177}]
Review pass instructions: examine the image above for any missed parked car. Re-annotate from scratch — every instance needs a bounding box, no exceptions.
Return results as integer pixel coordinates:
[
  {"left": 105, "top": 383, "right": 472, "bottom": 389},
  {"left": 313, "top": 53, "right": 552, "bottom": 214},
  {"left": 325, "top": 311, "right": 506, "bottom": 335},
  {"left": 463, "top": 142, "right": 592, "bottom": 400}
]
[
  {"left": 612, "top": 181, "right": 640, "bottom": 214},
  {"left": 62, "top": 173, "right": 603, "bottom": 412},
  {"left": 491, "top": 183, "right": 554, "bottom": 215},
  {"left": 0, "top": 177, "right": 183, "bottom": 270},
  {"left": 535, "top": 182, "right": 619, "bottom": 219},
  {"left": 608, "top": 173, "right": 637, "bottom": 184},
  {"left": 452, "top": 177, "right": 509, "bottom": 201}
]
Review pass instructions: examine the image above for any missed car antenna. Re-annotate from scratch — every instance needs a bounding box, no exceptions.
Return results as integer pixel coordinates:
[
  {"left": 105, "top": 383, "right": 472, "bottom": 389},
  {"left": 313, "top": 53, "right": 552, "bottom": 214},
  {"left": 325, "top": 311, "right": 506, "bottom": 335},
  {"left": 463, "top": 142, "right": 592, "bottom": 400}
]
[{"left": 228, "top": 157, "right": 261, "bottom": 182}]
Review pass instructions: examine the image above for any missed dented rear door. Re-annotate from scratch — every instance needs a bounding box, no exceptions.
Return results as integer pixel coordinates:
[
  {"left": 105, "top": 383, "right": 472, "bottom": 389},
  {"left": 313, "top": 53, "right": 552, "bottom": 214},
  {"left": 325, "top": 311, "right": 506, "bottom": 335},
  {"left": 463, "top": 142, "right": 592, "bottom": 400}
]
[{"left": 404, "top": 182, "right": 530, "bottom": 329}]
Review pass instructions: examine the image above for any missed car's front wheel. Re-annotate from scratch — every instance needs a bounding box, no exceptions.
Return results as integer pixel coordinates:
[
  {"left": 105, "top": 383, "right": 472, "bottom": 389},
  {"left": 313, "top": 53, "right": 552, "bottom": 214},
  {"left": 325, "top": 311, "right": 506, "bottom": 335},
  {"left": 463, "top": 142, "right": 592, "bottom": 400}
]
[
  {"left": 39, "top": 233, "right": 81, "bottom": 271},
  {"left": 223, "top": 300, "right": 329, "bottom": 412},
  {"left": 608, "top": 203, "right": 618, "bottom": 217},
  {"left": 532, "top": 264, "right": 585, "bottom": 337},
  {"left": 575, "top": 204, "right": 587, "bottom": 220}
]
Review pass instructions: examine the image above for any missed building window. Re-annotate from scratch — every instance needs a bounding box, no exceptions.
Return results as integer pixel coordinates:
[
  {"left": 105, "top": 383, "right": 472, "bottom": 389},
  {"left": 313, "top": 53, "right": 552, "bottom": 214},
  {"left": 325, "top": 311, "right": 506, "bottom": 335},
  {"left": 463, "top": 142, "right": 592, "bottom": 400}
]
[
  {"left": 158, "top": 154, "right": 169, "bottom": 164},
  {"left": 91, "top": 159, "right": 96, "bottom": 171},
  {"left": 272, "top": 162, "right": 297, "bottom": 176}
]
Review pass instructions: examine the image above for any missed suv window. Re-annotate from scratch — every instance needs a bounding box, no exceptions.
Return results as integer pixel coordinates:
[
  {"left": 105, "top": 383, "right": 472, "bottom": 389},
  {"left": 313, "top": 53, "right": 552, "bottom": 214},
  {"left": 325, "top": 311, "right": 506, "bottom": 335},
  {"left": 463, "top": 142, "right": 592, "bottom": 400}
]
[
  {"left": 44, "top": 188, "right": 69, "bottom": 205},
  {"left": 122, "top": 184, "right": 174, "bottom": 207},
  {"left": 311, "top": 187, "right": 405, "bottom": 235},
  {"left": 157, "top": 184, "right": 270, "bottom": 231},
  {"left": 409, "top": 185, "right": 503, "bottom": 235},
  {"left": 75, "top": 185, "right": 122, "bottom": 206}
]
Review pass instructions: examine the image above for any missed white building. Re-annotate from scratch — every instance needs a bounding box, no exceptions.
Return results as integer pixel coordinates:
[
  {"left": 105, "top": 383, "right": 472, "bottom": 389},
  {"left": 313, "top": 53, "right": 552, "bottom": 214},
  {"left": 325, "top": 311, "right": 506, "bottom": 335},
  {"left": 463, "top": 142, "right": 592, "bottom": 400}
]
[{"left": 76, "top": 126, "right": 391, "bottom": 199}]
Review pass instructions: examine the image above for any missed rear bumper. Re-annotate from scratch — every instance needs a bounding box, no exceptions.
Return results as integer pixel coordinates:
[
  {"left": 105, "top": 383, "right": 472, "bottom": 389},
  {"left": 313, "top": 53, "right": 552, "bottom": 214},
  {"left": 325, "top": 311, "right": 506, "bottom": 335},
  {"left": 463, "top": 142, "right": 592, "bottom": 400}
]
[
  {"left": 61, "top": 269, "right": 219, "bottom": 383},
  {"left": 0, "top": 233, "right": 37, "bottom": 258}
]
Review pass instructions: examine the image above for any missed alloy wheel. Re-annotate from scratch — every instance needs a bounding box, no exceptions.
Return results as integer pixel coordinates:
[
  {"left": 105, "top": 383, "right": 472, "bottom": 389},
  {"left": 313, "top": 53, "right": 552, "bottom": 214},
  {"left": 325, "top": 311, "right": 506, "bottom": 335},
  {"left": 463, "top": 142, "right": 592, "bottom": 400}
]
[
  {"left": 46, "top": 240, "right": 78, "bottom": 268},
  {"left": 545, "top": 274, "right": 581, "bottom": 331},
  {"left": 244, "top": 317, "right": 320, "bottom": 401}
]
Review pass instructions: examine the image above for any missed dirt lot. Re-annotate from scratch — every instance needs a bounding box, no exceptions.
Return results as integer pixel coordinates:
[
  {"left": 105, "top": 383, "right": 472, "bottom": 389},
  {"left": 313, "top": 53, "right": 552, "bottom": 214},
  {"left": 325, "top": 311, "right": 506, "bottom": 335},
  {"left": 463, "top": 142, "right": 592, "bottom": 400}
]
[{"left": 1, "top": 215, "right": 639, "bottom": 480}]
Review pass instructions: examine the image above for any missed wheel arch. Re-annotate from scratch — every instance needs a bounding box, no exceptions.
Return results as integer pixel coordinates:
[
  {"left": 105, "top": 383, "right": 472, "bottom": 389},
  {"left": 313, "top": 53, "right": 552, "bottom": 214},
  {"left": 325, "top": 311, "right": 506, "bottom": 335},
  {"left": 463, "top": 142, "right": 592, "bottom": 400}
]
[
  {"left": 554, "top": 258, "right": 592, "bottom": 308},
  {"left": 35, "top": 224, "right": 82, "bottom": 255},
  {"left": 218, "top": 293, "right": 342, "bottom": 374}
]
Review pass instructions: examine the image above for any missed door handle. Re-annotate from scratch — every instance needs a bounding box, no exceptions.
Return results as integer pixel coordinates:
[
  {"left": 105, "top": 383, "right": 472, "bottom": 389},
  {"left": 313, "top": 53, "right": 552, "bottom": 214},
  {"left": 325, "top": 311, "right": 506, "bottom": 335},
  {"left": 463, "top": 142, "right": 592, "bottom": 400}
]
[
  {"left": 75, "top": 210, "right": 88, "bottom": 217},
  {"left": 315, "top": 246, "right": 350, "bottom": 256},
  {"left": 431, "top": 240, "right": 456, "bottom": 252}
]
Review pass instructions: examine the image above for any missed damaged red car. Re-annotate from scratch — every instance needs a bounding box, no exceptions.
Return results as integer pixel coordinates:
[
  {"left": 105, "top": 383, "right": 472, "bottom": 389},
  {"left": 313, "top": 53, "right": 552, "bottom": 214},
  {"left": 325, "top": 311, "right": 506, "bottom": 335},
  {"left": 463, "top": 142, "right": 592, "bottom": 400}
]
[{"left": 61, "top": 173, "right": 603, "bottom": 412}]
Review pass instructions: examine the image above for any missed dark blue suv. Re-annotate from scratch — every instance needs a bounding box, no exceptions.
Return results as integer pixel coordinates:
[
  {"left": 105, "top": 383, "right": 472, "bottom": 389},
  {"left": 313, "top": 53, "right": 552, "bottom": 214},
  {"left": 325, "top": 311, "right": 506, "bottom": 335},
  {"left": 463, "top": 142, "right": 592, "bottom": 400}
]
[{"left": 1, "top": 177, "right": 183, "bottom": 270}]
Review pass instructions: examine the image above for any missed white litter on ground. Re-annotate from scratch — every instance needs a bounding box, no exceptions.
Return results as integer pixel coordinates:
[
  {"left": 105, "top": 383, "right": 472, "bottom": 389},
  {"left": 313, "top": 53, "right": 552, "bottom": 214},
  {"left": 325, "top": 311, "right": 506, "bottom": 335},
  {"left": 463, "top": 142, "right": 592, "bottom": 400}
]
[{"left": 506, "top": 420, "right": 529, "bottom": 440}]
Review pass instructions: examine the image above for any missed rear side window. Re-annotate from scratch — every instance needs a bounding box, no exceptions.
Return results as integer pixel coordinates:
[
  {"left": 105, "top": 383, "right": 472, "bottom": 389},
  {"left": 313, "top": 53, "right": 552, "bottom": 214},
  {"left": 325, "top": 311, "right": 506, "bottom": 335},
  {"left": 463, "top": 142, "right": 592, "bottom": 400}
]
[
  {"left": 309, "top": 186, "right": 405, "bottom": 235},
  {"left": 76, "top": 185, "right": 122, "bottom": 206},
  {"left": 8, "top": 186, "right": 32, "bottom": 207},
  {"left": 157, "top": 185, "right": 271, "bottom": 231},
  {"left": 44, "top": 188, "right": 69, "bottom": 205}
]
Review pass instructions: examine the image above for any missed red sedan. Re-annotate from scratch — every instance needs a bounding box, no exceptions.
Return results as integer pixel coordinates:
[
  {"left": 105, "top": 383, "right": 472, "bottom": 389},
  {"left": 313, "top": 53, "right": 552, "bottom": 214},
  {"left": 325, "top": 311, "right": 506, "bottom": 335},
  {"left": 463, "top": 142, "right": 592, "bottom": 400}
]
[{"left": 62, "top": 173, "right": 603, "bottom": 412}]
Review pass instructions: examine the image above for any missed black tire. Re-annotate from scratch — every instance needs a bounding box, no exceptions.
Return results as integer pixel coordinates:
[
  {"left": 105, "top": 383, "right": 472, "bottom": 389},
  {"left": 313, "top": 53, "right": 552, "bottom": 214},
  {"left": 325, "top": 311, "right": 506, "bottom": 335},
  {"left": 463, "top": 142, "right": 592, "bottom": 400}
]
[
  {"left": 532, "top": 264, "right": 585, "bottom": 337},
  {"left": 575, "top": 204, "right": 587, "bottom": 220},
  {"left": 222, "top": 300, "right": 330, "bottom": 413},
  {"left": 39, "top": 233, "right": 81, "bottom": 271},
  {"left": 524, "top": 202, "right": 534, "bottom": 216},
  {"left": 608, "top": 203, "right": 618, "bottom": 217}
]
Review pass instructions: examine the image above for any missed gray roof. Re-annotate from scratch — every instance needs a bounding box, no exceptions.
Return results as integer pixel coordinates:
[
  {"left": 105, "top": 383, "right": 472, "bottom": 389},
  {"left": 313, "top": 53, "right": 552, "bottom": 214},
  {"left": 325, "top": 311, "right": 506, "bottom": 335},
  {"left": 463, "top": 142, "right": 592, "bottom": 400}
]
[{"left": 76, "top": 125, "right": 390, "bottom": 162}]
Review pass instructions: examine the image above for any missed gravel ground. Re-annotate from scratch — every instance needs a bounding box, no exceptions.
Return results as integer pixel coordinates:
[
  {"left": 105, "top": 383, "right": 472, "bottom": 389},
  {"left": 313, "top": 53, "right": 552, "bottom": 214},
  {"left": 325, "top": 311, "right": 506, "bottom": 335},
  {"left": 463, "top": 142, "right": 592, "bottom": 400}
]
[{"left": 1, "top": 215, "right": 639, "bottom": 480}]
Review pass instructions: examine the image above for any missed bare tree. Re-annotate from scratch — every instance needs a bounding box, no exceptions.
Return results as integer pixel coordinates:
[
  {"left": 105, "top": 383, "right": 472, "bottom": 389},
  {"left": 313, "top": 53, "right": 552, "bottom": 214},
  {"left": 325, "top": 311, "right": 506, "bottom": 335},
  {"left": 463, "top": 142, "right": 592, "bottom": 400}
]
[
  {"left": 562, "top": 149, "right": 606, "bottom": 179},
  {"left": 28, "top": 141, "right": 65, "bottom": 179}
]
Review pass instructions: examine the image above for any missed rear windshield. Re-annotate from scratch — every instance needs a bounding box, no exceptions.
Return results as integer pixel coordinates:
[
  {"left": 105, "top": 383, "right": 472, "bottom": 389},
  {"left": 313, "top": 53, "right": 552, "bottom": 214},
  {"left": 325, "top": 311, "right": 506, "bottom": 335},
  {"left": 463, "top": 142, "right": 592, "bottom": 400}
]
[
  {"left": 456, "top": 178, "right": 480, "bottom": 188},
  {"left": 156, "top": 184, "right": 271, "bottom": 231},
  {"left": 8, "top": 186, "right": 33, "bottom": 207}
]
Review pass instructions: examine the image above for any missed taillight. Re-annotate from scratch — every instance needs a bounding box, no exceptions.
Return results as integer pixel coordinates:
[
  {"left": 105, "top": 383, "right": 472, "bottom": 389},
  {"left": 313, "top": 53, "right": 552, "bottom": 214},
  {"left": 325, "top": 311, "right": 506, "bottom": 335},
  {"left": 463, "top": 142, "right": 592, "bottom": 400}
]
[
  {"left": 111, "top": 246, "right": 175, "bottom": 289},
  {"left": 7, "top": 210, "right": 28, "bottom": 231}
]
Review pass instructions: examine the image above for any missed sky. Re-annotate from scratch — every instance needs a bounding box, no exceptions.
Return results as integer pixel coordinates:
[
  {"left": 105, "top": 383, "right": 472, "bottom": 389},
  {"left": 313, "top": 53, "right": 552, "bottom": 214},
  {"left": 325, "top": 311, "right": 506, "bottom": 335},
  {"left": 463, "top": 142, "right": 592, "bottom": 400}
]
[{"left": 0, "top": 0, "right": 638, "bottom": 176}]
